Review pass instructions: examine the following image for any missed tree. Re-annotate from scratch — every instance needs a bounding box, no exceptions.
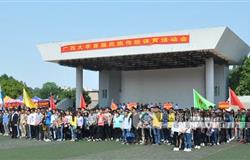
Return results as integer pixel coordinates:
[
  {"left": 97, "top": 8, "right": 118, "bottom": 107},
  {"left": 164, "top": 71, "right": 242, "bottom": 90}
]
[
  {"left": 235, "top": 57, "right": 250, "bottom": 95},
  {"left": 0, "top": 74, "right": 32, "bottom": 98},
  {"left": 0, "top": 74, "right": 92, "bottom": 108},
  {"left": 229, "top": 57, "right": 250, "bottom": 95},
  {"left": 38, "top": 82, "right": 62, "bottom": 99}
]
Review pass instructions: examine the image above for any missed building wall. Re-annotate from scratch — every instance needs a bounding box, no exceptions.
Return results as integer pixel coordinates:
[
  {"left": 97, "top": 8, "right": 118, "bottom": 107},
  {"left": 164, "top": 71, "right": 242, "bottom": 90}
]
[
  {"left": 99, "top": 65, "right": 228, "bottom": 108},
  {"left": 120, "top": 67, "right": 205, "bottom": 107},
  {"left": 214, "top": 64, "right": 229, "bottom": 103},
  {"left": 88, "top": 91, "right": 99, "bottom": 109},
  {"left": 109, "top": 71, "right": 121, "bottom": 104},
  {"left": 99, "top": 70, "right": 109, "bottom": 107},
  {"left": 99, "top": 70, "right": 121, "bottom": 107}
]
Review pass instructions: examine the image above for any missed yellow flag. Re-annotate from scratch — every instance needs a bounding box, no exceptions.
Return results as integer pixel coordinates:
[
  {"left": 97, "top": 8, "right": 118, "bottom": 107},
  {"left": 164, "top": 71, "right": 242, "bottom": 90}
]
[{"left": 23, "top": 88, "right": 37, "bottom": 109}]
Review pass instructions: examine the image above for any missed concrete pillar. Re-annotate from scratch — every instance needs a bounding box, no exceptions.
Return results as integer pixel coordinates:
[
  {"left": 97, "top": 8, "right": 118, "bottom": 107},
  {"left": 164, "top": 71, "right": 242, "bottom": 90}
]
[
  {"left": 76, "top": 66, "right": 83, "bottom": 109},
  {"left": 205, "top": 57, "right": 214, "bottom": 102}
]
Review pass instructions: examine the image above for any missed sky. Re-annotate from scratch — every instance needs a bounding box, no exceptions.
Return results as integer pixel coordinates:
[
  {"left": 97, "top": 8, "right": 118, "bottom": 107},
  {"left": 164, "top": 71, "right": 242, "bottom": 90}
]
[{"left": 0, "top": 0, "right": 249, "bottom": 90}]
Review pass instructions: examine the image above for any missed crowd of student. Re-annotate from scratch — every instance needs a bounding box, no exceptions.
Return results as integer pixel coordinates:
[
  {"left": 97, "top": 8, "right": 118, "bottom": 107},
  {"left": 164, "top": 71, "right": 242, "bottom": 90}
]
[{"left": 0, "top": 104, "right": 250, "bottom": 152}]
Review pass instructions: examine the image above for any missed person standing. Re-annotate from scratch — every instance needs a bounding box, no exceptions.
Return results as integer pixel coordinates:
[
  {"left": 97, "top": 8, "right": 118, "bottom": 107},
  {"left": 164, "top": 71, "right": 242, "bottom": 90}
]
[
  {"left": 184, "top": 115, "right": 192, "bottom": 152},
  {"left": 88, "top": 110, "right": 97, "bottom": 141},
  {"left": 19, "top": 110, "right": 27, "bottom": 138},
  {"left": 76, "top": 112, "right": 84, "bottom": 140},
  {"left": 167, "top": 109, "right": 175, "bottom": 145},
  {"left": 140, "top": 108, "right": 152, "bottom": 145},
  {"left": 10, "top": 109, "right": 19, "bottom": 138},
  {"left": 70, "top": 113, "right": 77, "bottom": 141},
  {"left": 0, "top": 111, "right": 4, "bottom": 135},
  {"left": 122, "top": 110, "right": 132, "bottom": 144},
  {"left": 104, "top": 109, "right": 113, "bottom": 141},
  {"left": 113, "top": 111, "right": 122, "bottom": 141},
  {"left": 211, "top": 112, "right": 219, "bottom": 146},
  {"left": 152, "top": 106, "right": 162, "bottom": 145},
  {"left": 239, "top": 109, "right": 247, "bottom": 143},
  {"left": 245, "top": 109, "right": 250, "bottom": 143},
  {"left": 44, "top": 109, "right": 52, "bottom": 142},
  {"left": 3, "top": 110, "right": 10, "bottom": 136},
  {"left": 192, "top": 110, "right": 202, "bottom": 149},
  {"left": 36, "top": 109, "right": 44, "bottom": 141},
  {"left": 97, "top": 109, "right": 105, "bottom": 141},
  {"left": 131, "top": 109, "right": 140, "bottom": 143},
  {"left": 29, "top": 109, "right": 37, "bottom": 139}
]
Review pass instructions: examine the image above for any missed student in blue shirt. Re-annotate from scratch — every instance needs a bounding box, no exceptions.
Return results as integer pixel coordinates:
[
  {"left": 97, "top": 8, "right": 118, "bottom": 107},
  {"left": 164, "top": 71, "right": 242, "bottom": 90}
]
[{"left": 3, "top": 111, "right": 9, "bottom": 136}]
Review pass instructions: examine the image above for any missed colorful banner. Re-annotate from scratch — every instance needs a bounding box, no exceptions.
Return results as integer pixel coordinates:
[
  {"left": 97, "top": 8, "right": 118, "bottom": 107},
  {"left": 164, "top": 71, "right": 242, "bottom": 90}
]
[
  {"left": 218, "top": 101, "right": 229, "bottom": 110},
  {"left": 163, "top": 103, "right": 173, "bottom": 110},
  {"left": 61, "top": 35, "right": 190, "bottom": 53}
]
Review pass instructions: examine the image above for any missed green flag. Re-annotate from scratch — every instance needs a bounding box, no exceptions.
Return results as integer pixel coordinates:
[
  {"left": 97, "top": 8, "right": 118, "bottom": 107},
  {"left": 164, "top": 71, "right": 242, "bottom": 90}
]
[{"left": 193, "top": 89, "right": 215, "bottom": 110}]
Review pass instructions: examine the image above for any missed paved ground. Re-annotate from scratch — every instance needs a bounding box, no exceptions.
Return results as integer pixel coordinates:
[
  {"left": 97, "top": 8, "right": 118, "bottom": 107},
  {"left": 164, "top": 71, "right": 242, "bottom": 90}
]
[{"left": 0, "top": 136, "right": 250, "bottom": 160}]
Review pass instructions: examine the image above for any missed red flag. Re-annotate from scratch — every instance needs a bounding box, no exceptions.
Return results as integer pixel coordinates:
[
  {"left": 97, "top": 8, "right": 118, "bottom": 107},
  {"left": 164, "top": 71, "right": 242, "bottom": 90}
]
[
  {"left": 111, "top": 101, "right": 118, "bottom": 111},
  {"left": 229, "top": 88, "right": 245, "bottom": 109},
  {"left": 50, "top": 96, "right": 56, "bottom": 110},
  {"left": 80, "top": 93, "right": 87, "bottom": 110}
]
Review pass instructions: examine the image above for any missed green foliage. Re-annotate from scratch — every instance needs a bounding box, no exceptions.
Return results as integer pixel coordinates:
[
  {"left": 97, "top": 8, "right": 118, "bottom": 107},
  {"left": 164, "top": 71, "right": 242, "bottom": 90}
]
[
  {"left": 229, "top": 57, "right": 250, "bottom": 95},
  {"left": 36, "top": 82, "right": 62, "bottom": 99},
  {"left": 33, "top": 82, "right": 91, "bottom": 105},
  {"left": 0, "top": 74, "right": 91, "bottom": 107},
  {"left": 0, "top": 74, "right": 32, "bottom": 98}
]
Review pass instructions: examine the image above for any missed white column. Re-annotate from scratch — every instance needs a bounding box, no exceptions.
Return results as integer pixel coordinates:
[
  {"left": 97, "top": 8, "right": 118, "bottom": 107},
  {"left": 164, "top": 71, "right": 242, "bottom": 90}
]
[
  {"left": 76, "top": 66, "right": 83, "bottom": 109},
  {"left": 205, "top": 57, "right": 214, "bottom": 102}
]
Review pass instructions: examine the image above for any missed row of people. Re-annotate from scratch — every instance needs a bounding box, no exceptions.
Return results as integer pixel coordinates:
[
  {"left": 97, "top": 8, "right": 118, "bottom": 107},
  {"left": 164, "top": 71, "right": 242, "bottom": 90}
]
[{"left": 0, "top": 105, "right": 250, "bottom": 152}]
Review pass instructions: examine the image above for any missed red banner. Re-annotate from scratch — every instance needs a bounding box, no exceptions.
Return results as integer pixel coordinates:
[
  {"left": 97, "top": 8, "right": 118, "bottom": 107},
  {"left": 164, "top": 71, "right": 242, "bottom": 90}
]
[{"left": 61, "top": 35, "right": 190, "bottom": 53}]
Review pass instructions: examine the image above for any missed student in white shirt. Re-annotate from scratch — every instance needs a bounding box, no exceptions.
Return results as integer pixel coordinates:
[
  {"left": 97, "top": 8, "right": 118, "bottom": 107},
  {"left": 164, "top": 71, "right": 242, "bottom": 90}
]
[
  {"left": 76, "top": 112, "right": 84, "bottom": 140},
  {"left": 29, "top": 109, "right": 38, "bottom": 139}
]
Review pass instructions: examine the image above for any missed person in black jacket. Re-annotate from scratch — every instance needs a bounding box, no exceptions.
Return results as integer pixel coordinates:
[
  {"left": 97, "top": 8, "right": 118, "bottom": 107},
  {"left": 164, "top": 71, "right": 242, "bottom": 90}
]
[{"left": 11, "top": 109, "right": 19, "bottom": 138}]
